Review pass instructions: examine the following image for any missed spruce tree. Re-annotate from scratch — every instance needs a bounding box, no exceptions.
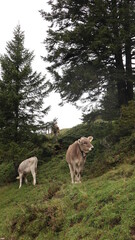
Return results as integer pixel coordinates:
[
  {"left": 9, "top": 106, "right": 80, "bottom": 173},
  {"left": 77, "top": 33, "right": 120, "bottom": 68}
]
[
  {"left": 0, "top": 25, "right": 51, "bottom": 144},
  {"left": 40, "top": 0, "right": 135, "bottom": 116}
]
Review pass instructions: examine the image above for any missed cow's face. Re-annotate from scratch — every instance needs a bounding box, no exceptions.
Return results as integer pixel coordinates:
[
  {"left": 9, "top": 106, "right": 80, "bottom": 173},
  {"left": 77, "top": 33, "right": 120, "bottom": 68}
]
[{"left": 78, "top": 136, "right": 94, "bottom": 153}]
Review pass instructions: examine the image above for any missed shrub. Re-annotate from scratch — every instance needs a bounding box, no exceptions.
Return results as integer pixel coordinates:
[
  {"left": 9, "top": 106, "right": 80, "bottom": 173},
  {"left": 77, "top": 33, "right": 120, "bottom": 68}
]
[
  {"left": 114, "top": 101, "right": 135, "bottom": 137},
  {"left": 0, "top": 162, "right": 16, "bottom": 185}
]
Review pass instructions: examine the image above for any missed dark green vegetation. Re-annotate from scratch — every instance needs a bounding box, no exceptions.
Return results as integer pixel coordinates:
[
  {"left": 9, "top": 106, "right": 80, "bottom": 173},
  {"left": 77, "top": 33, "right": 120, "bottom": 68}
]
[{"left": 1, "top": 109, "right": 135, "bottom": 240}]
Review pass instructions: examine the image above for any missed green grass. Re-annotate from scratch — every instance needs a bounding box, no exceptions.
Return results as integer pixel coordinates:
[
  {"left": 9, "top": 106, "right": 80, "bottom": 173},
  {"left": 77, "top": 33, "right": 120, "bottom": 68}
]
[{"left": 1, "top": 152, "right": 135, "bottom": 239}]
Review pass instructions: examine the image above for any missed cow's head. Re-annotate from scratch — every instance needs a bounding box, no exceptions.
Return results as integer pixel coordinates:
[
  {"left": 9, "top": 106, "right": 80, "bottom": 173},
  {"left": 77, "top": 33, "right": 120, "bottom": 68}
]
[{"left": 78, "top": 136, "right": 94, "bottom": 153}]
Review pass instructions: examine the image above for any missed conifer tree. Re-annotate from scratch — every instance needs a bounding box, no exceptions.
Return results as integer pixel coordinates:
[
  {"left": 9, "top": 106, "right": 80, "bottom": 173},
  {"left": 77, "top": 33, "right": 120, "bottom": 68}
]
[
  {"left": 0, "top": 25, "right": 51, "bottom": 144},
  {"left": 40, "top": 0, "right": 135, "bottom": 116}
]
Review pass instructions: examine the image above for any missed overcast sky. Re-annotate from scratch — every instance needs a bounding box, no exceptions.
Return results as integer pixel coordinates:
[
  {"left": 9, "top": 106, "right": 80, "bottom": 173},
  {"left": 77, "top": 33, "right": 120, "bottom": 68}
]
[{"left": 0, "top": 0, "right": 83, "bottom": 129}]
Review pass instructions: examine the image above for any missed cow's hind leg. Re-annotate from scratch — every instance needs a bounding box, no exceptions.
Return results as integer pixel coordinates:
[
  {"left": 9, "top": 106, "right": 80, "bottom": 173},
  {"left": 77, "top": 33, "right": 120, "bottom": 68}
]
[
  {"left": 68, "top": 164, "right": 74, "bottom": 184},
  {"left": 19, "top": 173, "right": 23, "bottom": 188},
  {"left": 31, "top": 170, "right": 36, "bottom": 186},
  {"left": 24, "top": 175, "right": 28, "bottom": 184}
]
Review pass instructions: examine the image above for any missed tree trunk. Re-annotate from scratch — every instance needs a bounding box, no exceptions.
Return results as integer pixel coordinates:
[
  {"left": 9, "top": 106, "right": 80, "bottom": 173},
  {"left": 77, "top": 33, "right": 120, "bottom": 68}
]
[
  {"left": 112, "top": 0, "right": 127, "bottom": 107},
  {"left": 124, "top": 0, "right": 133, "bottom": 102},
  {"left": 115, "top": 50, "right": 127, "bottom": 107},
  {"left": 13, "top": 158, "right": 18, "bottom": 176}
]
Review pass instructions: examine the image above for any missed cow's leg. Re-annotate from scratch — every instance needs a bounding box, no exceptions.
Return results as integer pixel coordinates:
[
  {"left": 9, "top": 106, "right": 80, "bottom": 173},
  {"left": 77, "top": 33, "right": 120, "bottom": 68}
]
[
  {"left": 75, "top": 170, "right": 81, "bottom": 183},
  {"left": 75, "top": 164, "right": 82, "bottom": 183},
  {"left": 31, "top": 170, "right": 36, "bottom": 185},
  {"left": 78, "top": 171, "right": 81, "bottom": 183},
  {"left": 19, "top": 173, "right": 23, "bottom": 188},
  {"left": 68, "top": 164, "right": 74, "bottom": 183},
  {"left": 24, "top": 175, "right": 28, "bottom": 184},
  {"left": 78, "top": 166, "right": 82, "bottom": 183}
]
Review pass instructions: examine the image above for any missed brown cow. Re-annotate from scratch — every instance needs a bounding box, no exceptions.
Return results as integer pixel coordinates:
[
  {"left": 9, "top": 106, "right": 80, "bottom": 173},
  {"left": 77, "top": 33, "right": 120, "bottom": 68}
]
[
  {"left": 16, "top": 156, "right": 38, "bottom": 188},
  {"left": 66, "top": 136, "right": 94, "bottom": 183}
]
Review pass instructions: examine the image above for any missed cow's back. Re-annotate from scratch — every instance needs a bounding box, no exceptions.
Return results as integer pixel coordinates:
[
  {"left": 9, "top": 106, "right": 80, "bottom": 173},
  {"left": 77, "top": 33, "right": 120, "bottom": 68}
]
[
  {"left": 19, "top": 156, "right": 38, "bottom": 173},
  {"left": 29, "top": 156, "right": 38, "bottom": 165}
]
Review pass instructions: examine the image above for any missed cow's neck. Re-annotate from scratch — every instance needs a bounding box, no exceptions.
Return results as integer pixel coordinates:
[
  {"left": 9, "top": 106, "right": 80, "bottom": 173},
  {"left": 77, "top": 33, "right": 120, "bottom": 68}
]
[{"left": 78, "top": 144, "right": 86, "bottom": 159}]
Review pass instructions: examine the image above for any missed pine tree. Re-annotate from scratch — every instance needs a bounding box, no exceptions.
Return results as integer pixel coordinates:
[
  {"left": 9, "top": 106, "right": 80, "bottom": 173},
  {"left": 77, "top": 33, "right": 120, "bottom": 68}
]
[{"left": 0, "top": 25, "right": 51, "bottom": 144}]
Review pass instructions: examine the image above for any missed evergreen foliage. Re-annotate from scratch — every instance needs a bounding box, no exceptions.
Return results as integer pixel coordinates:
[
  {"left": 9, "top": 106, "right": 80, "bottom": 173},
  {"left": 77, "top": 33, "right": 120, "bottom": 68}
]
[
  {"left": 40, "top": 0, "right": 135, "bottom": 116},
  {"left": 114, "top": 100, "right": 135, "bottom": 137},
  {"left": 0, "top": 25, "right": 51, "bottom": 144}
]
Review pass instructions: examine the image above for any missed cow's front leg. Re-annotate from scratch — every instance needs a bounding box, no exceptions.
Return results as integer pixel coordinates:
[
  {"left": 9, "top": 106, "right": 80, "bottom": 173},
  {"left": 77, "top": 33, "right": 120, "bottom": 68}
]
[
  {"left": 74, "top": 163, "right": 82, "bottom": 183},
  {"left": 78, "top": 171, "right": 81, "bottom": 183},
  {"left": 75, "top": 170, "right": 81, "bottom": 183},
  {"left": 68, "top": 163, "right": 75, "bottom": 183},
  {"left": 78, "top": 166, "right": 84, "bottom": 183}
]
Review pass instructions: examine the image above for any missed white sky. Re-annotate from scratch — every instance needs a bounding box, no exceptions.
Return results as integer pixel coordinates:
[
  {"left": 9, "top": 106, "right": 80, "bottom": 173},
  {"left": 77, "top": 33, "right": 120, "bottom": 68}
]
[{"left": 0, "top": 0, "right": 83, "bottom": 129}]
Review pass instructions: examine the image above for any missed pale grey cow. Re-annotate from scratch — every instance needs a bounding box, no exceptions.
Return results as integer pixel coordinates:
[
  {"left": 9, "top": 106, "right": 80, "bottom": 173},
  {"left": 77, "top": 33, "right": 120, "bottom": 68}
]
[
  {"left": 16, "top": 156, "right": 38, "bottom": 188},
  {"left": 66, "top": 136, "right": 94, "bottom": 183}
]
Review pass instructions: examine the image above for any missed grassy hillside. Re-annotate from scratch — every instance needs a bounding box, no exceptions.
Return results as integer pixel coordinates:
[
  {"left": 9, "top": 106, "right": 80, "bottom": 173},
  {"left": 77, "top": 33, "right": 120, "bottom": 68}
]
[{"left": 1, "top": 122, "right": 135, "bottom": 240}]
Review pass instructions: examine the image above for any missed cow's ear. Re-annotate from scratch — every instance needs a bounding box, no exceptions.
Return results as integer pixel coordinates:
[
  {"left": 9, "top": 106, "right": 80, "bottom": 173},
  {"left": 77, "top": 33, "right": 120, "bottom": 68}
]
[
  {"left": 78, "top": 139, "right": 81, "bottom": 145},
  {"left": 88, "top": 136, "right": 93, "bottom": 142}
]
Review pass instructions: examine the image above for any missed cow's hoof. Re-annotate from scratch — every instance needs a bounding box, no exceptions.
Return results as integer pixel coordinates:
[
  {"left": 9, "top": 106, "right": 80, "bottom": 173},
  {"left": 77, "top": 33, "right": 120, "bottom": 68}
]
[{"left": 75, "top": 181, "right": 81, "bottom": 184}]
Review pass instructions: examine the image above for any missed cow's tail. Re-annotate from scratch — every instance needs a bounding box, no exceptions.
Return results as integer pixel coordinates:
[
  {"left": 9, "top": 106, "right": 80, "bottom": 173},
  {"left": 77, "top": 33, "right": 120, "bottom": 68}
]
[{"left": 16, "top": 176, "right": 20, "bottom": 180}]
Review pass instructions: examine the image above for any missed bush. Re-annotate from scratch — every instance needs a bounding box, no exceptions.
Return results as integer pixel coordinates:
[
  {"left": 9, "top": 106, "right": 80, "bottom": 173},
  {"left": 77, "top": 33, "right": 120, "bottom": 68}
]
[
  {"left": 0, "top": 162, "right": 16, "bottom": 185},
  {"left": 114, "top": 101, "right": 135, "bottom": 137}
]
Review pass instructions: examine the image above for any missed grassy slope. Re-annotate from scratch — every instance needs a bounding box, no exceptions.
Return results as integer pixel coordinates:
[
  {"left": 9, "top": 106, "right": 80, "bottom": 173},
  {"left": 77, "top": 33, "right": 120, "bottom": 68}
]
[{"left": 1, "top": 125, "right": 135, "bottom": 239}]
